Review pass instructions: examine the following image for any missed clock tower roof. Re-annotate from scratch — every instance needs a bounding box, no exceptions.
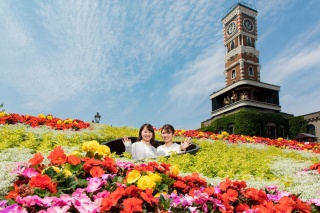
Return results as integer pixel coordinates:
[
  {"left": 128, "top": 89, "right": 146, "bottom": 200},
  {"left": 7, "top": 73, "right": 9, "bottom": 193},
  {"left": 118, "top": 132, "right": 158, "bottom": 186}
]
[{"left": 222, "top": 1, "right": 257, "bottom": 20}]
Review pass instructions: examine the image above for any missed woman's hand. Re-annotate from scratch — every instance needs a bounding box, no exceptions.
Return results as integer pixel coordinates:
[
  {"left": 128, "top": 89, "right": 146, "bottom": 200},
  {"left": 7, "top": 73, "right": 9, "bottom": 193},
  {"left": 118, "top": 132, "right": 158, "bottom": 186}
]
[
  {"left": 122, "top": 137, "right": 132, "bottom": 147},
  {"left": 180, "top": 137, "right": 192, "bottom": 151}
]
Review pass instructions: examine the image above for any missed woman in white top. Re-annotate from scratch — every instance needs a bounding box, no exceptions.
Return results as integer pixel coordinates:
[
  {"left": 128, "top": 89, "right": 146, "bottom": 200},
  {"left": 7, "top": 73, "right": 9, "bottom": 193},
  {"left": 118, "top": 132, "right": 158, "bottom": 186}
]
[
  {"left": 123, "top": 123, "right": 158, "bottom": 160},
  {"left": 157, "top": 124, "right": 192, "bottom": 156}
]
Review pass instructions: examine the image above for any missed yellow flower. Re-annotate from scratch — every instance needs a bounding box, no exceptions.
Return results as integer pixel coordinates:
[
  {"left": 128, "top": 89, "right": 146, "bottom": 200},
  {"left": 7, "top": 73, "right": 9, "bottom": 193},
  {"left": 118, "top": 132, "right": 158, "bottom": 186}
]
[
  {"left": 82, "top": 141, "right": 100, "bottom": 152},
  {"left": 70, "top": 151, "right": 81, "bottom": 156},
  {"left": 154, "top": 191, "right": 168, "bottom": 198},
  {"left": 127, "top": 170, "right": 141, "bottom": 184},
  {"left": 96, "top": 146, "right": 111, "bottom": 156},
  {"left": 63, "top": 169, "right": 72, "bottom": 177},
  {"left": 148, "top": 172, "right": 162, "bottom": 183},
  {"left": 64, "top": 118, "right": 73, "bottom": 124},
  {"left": 137, "top": 175, "right": 156, "bottom": 190},
  {"left": 170, "top": 164, "right": 180, "bottom": 176},
  {"left": 47, "top": 115, "right": 53, "bottom": 120},
  {"left": 38, "top": 114, "right": 46, "bottom": 119},
  {"left": 42, "top": 166, "right": 60, "bottom": 174},
  {"left": 0, "top": 112, "right": 6, "bottom": 117},
  {"left": 57, "top": 120, "right": 63, "bottom": 125}
]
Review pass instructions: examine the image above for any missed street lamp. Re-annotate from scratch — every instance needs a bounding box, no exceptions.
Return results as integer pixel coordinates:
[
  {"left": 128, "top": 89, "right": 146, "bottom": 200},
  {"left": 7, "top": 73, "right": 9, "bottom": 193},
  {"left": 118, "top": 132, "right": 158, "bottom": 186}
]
[{"left": 93, "top": 112, "right": 101, "bottom": 123}]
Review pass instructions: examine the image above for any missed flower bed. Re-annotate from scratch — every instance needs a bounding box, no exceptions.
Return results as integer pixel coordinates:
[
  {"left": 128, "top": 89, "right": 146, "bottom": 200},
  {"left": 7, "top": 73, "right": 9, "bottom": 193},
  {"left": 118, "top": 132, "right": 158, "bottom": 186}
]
[
  {"left": 1, "top": 141, "right": 319, "bottom": 212},
  {"left": 0, "top": 112, "right": 90, "bottom": 130}
]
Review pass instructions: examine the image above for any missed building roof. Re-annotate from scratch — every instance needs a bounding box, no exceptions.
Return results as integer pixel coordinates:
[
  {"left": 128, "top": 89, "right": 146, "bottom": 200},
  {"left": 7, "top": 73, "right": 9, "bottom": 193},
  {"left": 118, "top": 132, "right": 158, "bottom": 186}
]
[
  {"left": 222, "top": 1, "right": 258, "bottom": 20},
  {"left": 295, "top": 133, "right": 318, "bottom": 140}
]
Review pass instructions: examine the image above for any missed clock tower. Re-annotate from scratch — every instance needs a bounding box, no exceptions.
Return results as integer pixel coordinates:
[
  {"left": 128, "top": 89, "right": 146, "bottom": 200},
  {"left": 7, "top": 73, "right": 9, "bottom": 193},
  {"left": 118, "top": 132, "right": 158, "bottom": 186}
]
[
  {"left": 223, "top": 2, "right": 260, "bottom": 86},
  {"left": 201, "top": 2, "right": 293, "bottom": 138}
]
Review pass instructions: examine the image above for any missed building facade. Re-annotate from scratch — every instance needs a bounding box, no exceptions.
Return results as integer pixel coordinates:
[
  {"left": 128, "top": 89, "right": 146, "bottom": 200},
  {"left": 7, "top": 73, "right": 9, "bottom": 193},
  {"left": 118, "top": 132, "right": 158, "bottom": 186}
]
[{"left": 303, "top": 111, "right": 320, "bottom": 141}]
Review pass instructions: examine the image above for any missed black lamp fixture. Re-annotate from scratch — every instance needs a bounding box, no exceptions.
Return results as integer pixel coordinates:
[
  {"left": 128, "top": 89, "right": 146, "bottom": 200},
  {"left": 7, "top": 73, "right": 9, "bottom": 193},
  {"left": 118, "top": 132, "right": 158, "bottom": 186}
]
[{"left": 93, "top": 112, "right": 101, "bottom": 123}]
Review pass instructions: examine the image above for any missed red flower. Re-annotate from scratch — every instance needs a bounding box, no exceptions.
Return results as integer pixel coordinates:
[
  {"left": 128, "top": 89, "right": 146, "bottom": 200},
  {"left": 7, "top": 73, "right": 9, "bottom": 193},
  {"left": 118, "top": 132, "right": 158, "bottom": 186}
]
[
  {"left": 47, "top": 146, "right": 67, "bottom": 165},
  {"left": 140, "top": 188, "right": 158, "bottom": 205},
  {"left": 90, "top": 166, "right": 105, "bottom": 178},
  {"left": 28, "top": 153, "right": 44, "bottom": 166},
  {"left": 29, "top": 174, "right": 57, "bottom": 193},
  {"left": 120, "top": 197, "right": 143, "bottom": 213},
  {"left": 67, "top": 155, "right": 81, "bottom": 165}
]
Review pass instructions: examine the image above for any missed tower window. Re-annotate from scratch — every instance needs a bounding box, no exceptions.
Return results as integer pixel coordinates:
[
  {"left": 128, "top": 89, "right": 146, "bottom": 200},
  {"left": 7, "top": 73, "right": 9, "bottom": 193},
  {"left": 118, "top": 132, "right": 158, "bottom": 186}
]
[
  {"left": 231, "top": 40, "right": 235, "bottom": 50},
  {"left": 249, "top": 67, "right": 254, "bottom": 76},
  {"left": 246, "top": 37, "right": 252, "bottom": 47},
  {"left": 231, "top": 70, "right": 236, "bottom": 79}
]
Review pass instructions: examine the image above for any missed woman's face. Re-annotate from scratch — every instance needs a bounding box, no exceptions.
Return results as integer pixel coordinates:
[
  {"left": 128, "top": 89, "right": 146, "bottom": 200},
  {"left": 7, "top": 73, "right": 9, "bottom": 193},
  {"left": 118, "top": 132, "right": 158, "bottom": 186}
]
[
  {"left": 161, "top": 129, "right": 173, "bottom": 143},
  {"left": 141, "top": 127, "right": 153, "bottom": 142}
]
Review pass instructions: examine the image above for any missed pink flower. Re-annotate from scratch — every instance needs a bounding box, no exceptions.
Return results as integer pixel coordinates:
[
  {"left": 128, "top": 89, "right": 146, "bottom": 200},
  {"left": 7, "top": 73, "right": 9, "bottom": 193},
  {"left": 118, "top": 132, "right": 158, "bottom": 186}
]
[
  {"left": 74, "top": 203, "right": 100, "bottom": 213},
  {"left": 41, "top": 206, "right": 70, "bottom": 213},
  {"left": 1, "top": 204, "right": 28, "bottom": 213},
  {"left": 116, "top": 160, "right": 134, "bottom": 169},
  {"left": 51, "top": 194, "right": 72, "bottom": 206},
  {"left": 308, "top": 198, "right": 320, "bottom": 206},
  {"left": 22, "top": 167, "right": 39, "bottom": 178},
  {"left": 16, "top": 195, "right": 42, "bottom": 206},
  {"left": 11, "top": 162, "right": 28, "bottom": 175},
  {"left": 86, "top": 178, "right": 103, "bottom": 193}
]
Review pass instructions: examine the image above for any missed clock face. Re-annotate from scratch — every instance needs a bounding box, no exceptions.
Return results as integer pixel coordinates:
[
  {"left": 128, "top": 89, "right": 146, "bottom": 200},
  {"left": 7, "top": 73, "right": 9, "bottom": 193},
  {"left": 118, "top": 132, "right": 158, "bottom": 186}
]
[
  {"left": 227, "top": 21, "right": 236, "bottom": 36},
  {"left": 243, "top": 18, "right": 254, "bottom": 32}
]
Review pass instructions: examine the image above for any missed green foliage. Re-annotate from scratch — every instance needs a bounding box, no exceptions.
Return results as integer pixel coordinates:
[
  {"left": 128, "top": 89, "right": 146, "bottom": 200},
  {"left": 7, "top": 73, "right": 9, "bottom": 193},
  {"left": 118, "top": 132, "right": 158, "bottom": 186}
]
[
  {"left": 288, "top": 116, "right": 308, "bottom": 138},
  {"left": 201, "top": 109, "right": 289, "bottom": 138}
]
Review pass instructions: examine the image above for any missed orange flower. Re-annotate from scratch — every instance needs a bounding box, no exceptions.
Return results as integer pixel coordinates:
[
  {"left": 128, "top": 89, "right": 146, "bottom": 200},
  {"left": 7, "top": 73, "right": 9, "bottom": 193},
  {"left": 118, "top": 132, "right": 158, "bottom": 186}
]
[
  {"left": 28, "top": 153, "right": 44, "bottom": 166},
  {"left": 222, "top": 188, "right": 238, "bottom": 203},
  {"left": 140, "top": 188, "right": 158, "bottom": 205},
  {"left": 120, "top": 198, "right": 143, "bottom": 213},
  {"left": 173, "top": 180, "right": 187, "bottom": 189},
  {"left": 47, "top": 146, "right": 67, "bottom": 165},
  {"left": 203, "top": 187, "right": 215, "bottom": 196},
  {"left": 274, "top": 203, "right": 292, "bottom": 213},
  {"left": 5, "top": 183, "right": 19, "bottom": 199},
  {"left": 29, "top": 174, "right": 57, "bottom": 193},
  {"left": 124, "top": 185, "right": 141, "bottom": 197},
  {"left": 110, "top": 187, "right": 125, "bottom": 202},
  {"left": 100, "top": 197, "right": 117, "bottom": 212},
  {"left": 89, "top": 166, "right": 105, "bottom": 178},
  {"left": 219, "top": 178, "right": 232, "bottom": 191},
  {"left": 235, "top": 203, "right": 250, "bottom": 212},
  {"left": 67, "top": 155, "right": 81, "bottom": 165}
]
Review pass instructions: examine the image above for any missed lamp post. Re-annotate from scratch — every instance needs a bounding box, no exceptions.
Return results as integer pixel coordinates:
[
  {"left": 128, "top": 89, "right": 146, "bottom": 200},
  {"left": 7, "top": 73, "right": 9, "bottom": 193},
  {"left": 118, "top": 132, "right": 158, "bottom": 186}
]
[{"left": 93, "top": 112, "right": 101, "bottom": 123}]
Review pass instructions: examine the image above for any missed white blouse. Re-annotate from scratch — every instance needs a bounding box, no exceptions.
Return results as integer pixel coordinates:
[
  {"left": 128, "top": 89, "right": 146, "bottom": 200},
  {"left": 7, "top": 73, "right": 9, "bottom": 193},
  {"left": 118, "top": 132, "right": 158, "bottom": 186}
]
[
  {"left": 157, "top": 143, "right": 183, "bottom": 156},
  {"left": 125, "top": 141, "right": 157, "bottom": 160}
]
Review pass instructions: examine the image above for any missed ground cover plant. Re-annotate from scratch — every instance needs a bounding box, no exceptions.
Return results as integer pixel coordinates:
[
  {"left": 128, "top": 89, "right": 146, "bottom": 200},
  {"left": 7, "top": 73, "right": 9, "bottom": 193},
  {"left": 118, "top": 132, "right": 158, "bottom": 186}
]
[{"left": 1, "top": 113, "right": 320, "bottom": 212}]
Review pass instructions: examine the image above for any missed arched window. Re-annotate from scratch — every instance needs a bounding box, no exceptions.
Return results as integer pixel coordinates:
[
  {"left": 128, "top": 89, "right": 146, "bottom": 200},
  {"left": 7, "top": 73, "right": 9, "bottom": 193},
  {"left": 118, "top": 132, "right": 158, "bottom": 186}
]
[
  {"left": 228, "top": 124, "right": 234, "bottom": 134},
  {"left": 266, "top": 123, "right": 276, "bottom": 139},
  {"left": 279, "top": 125, "right": 285, "bottom": 138},
  {"left": 307, "top": 124, "right": 316, "bottom": 136},
  {"left": 231, "top": 40, "right": 235, "bottom": 50},
  {"left": 249, "top": 67, "right": 254, "bottom": 76},
  {"left": 246, "top": 37, "right": 252, "bottom": 47},
  {"left": 231, "top": 70, "right": 236, "bottom": 79}
]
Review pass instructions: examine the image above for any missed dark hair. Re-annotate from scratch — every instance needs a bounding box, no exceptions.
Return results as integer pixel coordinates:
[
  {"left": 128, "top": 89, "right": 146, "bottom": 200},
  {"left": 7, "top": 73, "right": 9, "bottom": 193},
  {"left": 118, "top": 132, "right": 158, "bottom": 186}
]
[
  {"left": 161, "top": 124, "right": 175, "bottom": 134},
  {"left": 137, "top": 123, "right": 156, "bottom": 146}
]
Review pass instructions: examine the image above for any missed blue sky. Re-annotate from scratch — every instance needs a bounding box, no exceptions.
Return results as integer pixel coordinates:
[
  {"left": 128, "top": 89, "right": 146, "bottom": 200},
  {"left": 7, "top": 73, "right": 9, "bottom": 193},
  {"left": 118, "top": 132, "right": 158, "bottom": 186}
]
[{"left": 1, "top": 0, "right": 320, "bottom": 130}]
